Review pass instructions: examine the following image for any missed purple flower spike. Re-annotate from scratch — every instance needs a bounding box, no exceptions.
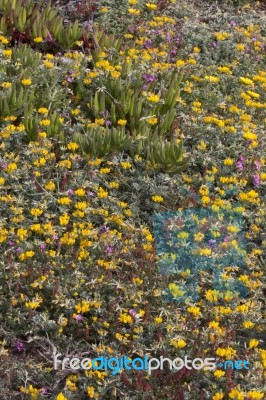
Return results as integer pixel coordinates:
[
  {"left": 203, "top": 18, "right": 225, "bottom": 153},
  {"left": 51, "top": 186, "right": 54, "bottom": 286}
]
[
  {"left": 253, "top": 174, "right": 260, "bottom": 187},
  {"left": 254, "top": 160, "right": 261, "bottom": 171},
  {"left": 16, "top": 340, "right": 24, "bottom": 352},
  {"left": 105, "top": 246, "right": 114, "bottom": 254}
]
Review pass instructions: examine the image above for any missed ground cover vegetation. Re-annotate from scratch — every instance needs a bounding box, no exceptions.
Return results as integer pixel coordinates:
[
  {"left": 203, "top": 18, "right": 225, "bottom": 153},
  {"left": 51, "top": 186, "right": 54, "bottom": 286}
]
[{"left": 0, "top": 0, "right": 265, "bottom": 399}]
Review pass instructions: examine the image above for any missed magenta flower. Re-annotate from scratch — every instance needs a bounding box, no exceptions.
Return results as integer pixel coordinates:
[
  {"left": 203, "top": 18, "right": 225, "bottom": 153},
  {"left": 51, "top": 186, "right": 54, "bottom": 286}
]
[{"left": 253, "top": 174, "right": 260, "bottom": 187}]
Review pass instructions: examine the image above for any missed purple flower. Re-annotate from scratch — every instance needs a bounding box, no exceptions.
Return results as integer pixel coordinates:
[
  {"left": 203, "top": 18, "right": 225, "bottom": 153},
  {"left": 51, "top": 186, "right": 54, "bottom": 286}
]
[
  {"left": 236, "top": 161, "right": 244, "bottom": 171},
  {"left": 142, "top": 73, "right": 155, "bottom": 83},
  {"left": 75, "top": 314, "right": 84, "bottom": 321},
  {"left": 208, "top": 239, "right": 216, "bottom": 246},
  {"left": 253, "top": 174, "right": 260, "bottom": 187},
  {"left": 16, "top": 340, "right": 24, "bottom": 352},
  {"left": 254, "top": 160, "right": 261, "bottom": 171},
  {"left": 40, "top": 388, "right": 48, "bottom": 395},
  {"left": 223, "top": 236, "right": 229, "bottom": 242},
  {"left": 53, "top": 234, "right": 59, "bottom": 240},
  {"left": 40, "top": 243, "right": 46, "bottom": 250},
  {"left": 99, "top": 225, "right": 109, "bottom": 234},
  {"left": 229, "top": 20, "right": 236, "bottom": 26},
  {"left": 67, "top": 189, "right": 74, "bottom": 196},
  {"left": 1, "top": 162, "right": 7, "bottom": 168},
  {"left": 211, "top": 41, "right": 217, "bottom": 47},
  {"left": 166, "top": 32, "right": 171, "bottom": 42},
  {"left": 105, "top": 246, "right": 114, "bottom": 254},
  {"left": 16, "top": 247, "right": 23, "bottom": 253},
  {"left": 236, "top": 156, "right": 245, "bottom": 171},
  {"left": 105, "top": 119, "right": 111, "bottom": 126},
  {"left": 9, "top": 241, "right": 15, "bottom": 247},
  {"left": 143, "top": 39, "right": 152, "bottom": 49},
  {"left": 88, "top": 191, "right": 95, "bottom": 197},
  {"left": 129, "top": 309, "right": 136, "bottom": 316}
]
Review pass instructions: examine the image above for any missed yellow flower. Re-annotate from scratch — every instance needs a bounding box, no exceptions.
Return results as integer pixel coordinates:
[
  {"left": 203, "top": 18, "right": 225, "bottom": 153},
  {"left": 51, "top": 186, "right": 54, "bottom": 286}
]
[
  {"left": 217, "top": 66, "right": 232, "bottom": 74},
  {"left": 40, "top": 119, "right": 50, "bottom": 126},
  {"left": 58, "top": 160, "right": 72, "bottom": 169},
  {"left": 0, "top": 177, "right": 5, "bottom": 185},
  {"left": 178, "top": 231, "right": 189, "bottom": 239},
  {"left": 59, "top": 213, "right": 70, "bottom": 226},
  {"left": 214, "top": 32, "right": 231, "bottom": 40},
  {"left": 170, "top": 339, "right": 187, "bottom": 349},
  {"left": 147, "top": 117, "right": 158, "bottom": 125},
  {"left": 117, "top": 119, "right": 127, "bottom": 126},
  {"left": 56, "top": 393, "right": 68, "bottom": 400},
  {"left": 45, "top": 181, "right": 56, "bottom": 191},
  {"left": 236, "top": 43, "right": 245, "bottom": 51},
  {"left": 212, "top": 393, "right": 224, "bottom": 400},
  {"left": 100, "top": 6, "right": 108, "bottom": 13},
  {"left": 6, "top": 162, "right": 17, "bottom": 174},
  {"left": 97, "top": 187, "right": 108, "bottom": 198},
  {"left": 3, "top": 49, "right": 12, "bottom": 57},
  {"left": 95, "top": 118, "right": 105, "bottom": 125},
  {"left": 213, "top": 370, "right": 225, "bottom": 378},
  {"left": 193, "top": 46, "right": 201, "bottom": 53},
  {"left": 111, "top": 70, "right": 121, "bottom": 78},
  {"left": 229, "top": 388, "right": 244, "bottom": 400},
  {"left": 57, "top": 197, "right": 72, "bottom": 205},
  {"left": 216, "top": 347, "right": 236, "bottom": 357},
  {"left": 1, "top": 82, "right": 12, "bottom": 89},
  {"left": 151, "top": 195, "right": 164, "bottom": 203},
  {"left": 21, "top": 79, "right": 32, "bottom": 85},
  {"left": 67, "top": 142, "right": 79, "bottom": 151},
  {"left": 197, "top": 141, "right": 206, "bottom": 150},
  {"left": 128, "top": 8, "right": 140, "bottom": 15},
  {"left": 194, "top": 232, "right": 204, "bottom": 241},
  {"left": 204, "top": 75, "right": 220, "bottom": 83},
  {"left": 154, "top": 316, "right": 163, "bottom": 324},
  {"left": 43, "top": 60, "right": 54, "bottom": 68},
  {"left": 34, "top": 37, "right": 43, "bottom": 43},
  {"left": 0, "top": 35, "right": 9, "bottom": 44},
  {"left": 146, "top": 2, "right": 157, "bottom": 10},
  {"left": 30, "top": 208, "right": 43, "bottom": 217},
  {"left": 147, "top": 93, "right": 160, "bottom": 102},
  {"left": 246, "top": 391, "right": 264, "bottom": 400},
  {"left": 176, "top": 59, "right": 186, "bottom": 67},
  {"left": 121, "top": 161, "right": 132, "bottom": 169},
  {"left": 75, "top": 188, "right": 85, "bottom": 196},
  {"left": 187, "top": 306, "right": 201, "bottom": 316},
  {"left": 38, "top": 107, "right": 48, "bottom": 114},
  {"left": 239, "top": 77, "right": 254, "bottom": 86},
  {"left": 109, "top": 181, "right": 119, "bottom": 188},
  {"left": 71, "top": 109, "right": 80, "bottom": 116},
  {"left": 248, "top": 339, "right": 259, "bottom": 349},
  {"left": 87, "top": 386, "right": 96, "bottom": 398}
]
